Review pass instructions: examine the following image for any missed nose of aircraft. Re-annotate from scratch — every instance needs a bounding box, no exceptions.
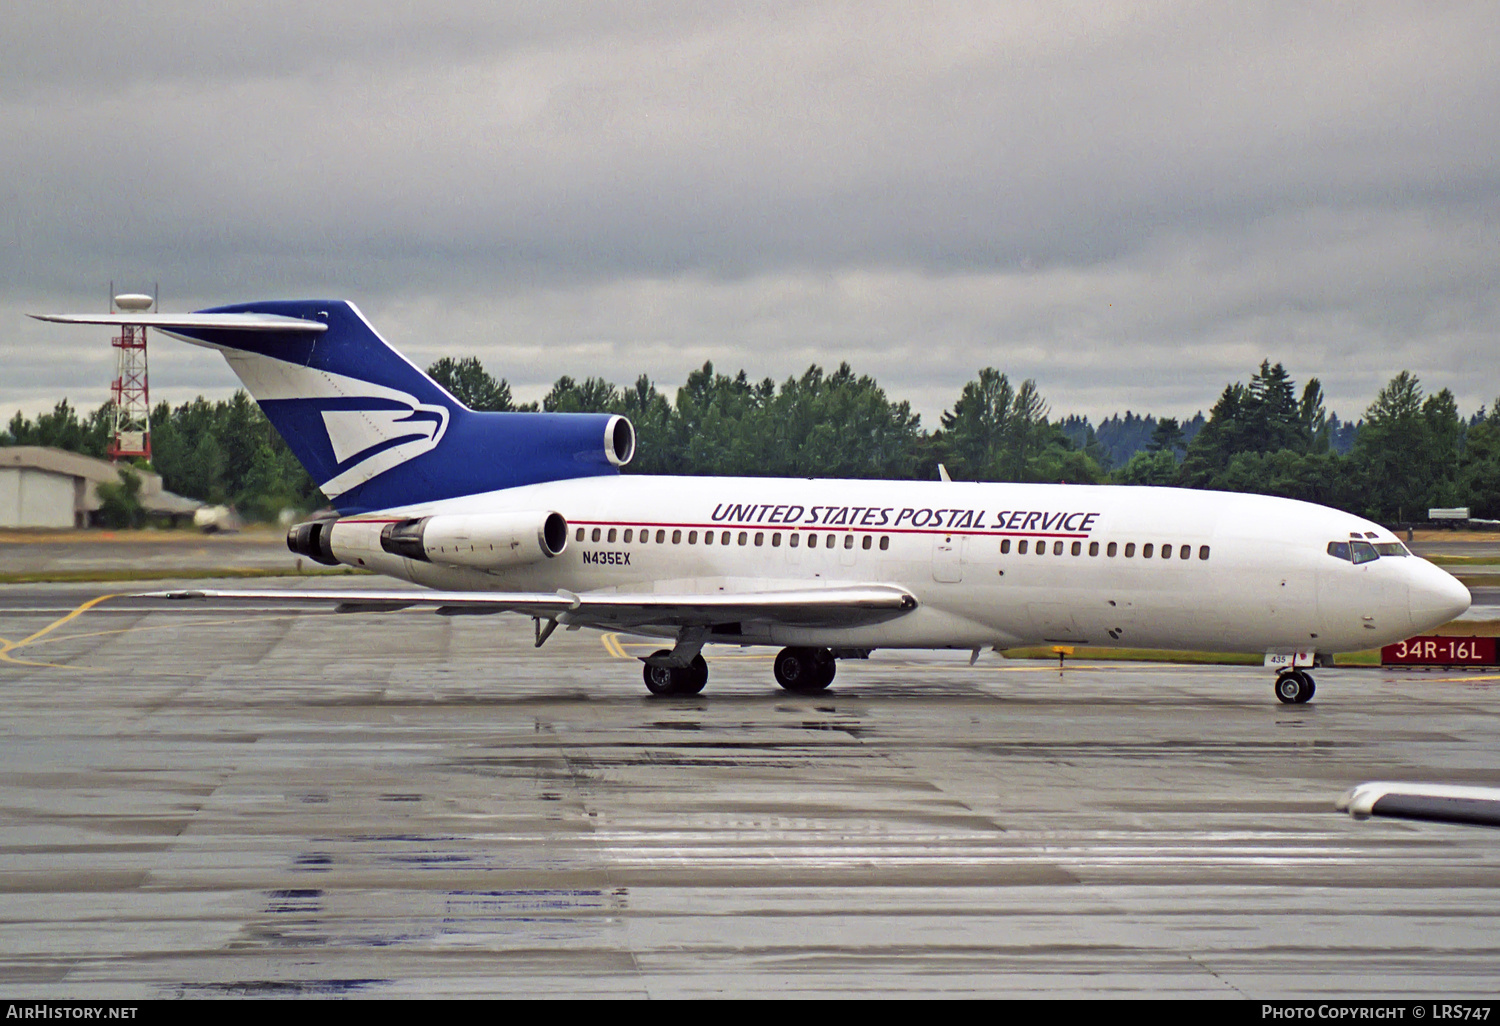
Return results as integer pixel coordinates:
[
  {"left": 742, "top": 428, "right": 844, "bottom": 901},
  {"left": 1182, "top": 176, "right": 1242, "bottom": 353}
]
[{"left": 1408, "top": 563, "right": 1471, "bottom": 631}]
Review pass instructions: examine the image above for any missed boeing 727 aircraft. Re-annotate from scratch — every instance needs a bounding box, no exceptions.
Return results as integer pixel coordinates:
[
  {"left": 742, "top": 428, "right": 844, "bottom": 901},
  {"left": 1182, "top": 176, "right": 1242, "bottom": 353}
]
[{"left": 34, "top": 300, "right": 1471, "bottom": 702}]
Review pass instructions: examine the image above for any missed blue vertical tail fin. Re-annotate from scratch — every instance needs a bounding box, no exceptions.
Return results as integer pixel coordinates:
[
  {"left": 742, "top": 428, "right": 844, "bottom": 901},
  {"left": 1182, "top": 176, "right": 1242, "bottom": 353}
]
[{"left": 34, "top": 300, "right": 634, "bottom": 513}]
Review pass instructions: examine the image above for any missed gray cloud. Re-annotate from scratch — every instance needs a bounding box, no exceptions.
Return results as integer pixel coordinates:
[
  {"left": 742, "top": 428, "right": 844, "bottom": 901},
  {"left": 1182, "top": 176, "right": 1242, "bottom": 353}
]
[{"left": 4, "top": 1, "right": 1498, "bottom": 428}]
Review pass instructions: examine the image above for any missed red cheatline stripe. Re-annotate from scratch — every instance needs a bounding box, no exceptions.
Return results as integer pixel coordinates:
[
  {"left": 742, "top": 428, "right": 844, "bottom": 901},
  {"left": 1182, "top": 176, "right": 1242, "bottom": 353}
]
[
  {"left": 570, "top": 519, "right": 1088, "bottom": 538},
  {"left": 334, "top": 517, "right": 1091, "bottom": 539}
]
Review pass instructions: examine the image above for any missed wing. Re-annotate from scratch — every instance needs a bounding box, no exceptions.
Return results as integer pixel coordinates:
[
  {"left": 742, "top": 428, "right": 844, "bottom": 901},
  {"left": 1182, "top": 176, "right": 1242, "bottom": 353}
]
[
  {"left": 140, "top": 584, "right": 918, "bottom": 631},
  {"left": 1337, "top": 782, "right": 1500, "bottom": 828}
]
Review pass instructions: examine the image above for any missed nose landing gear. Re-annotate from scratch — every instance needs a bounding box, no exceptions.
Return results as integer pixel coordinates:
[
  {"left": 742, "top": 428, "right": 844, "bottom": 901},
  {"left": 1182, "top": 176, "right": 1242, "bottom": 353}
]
[{"left": 1275, "top": 669, "right": 1316, "bottom": 704}]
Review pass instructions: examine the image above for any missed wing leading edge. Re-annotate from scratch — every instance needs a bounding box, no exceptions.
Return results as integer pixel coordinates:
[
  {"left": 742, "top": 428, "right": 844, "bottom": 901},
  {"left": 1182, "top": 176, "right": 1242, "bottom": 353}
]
[
  {"left": 1337, "top": 782, "right": 1500, "bottom": 828},
  {"left": 30, "top": 312, "right": 327, "bottom": 333},
  {"left": 144, "top": 585, "right": 918, "bottom": 632}
]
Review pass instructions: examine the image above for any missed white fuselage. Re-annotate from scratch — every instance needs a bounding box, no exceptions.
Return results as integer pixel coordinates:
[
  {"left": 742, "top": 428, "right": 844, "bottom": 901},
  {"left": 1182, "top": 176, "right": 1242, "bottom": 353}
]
[{"left": 326, "top": 477, "right": 1470, "bottom": 655}]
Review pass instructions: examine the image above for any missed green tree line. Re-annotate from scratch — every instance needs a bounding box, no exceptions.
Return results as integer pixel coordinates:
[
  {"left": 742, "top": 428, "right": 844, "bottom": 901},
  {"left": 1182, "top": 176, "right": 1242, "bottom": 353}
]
[
  {"left": 4, "top": 393, "right": 320, "bottom": 522},
  {"left": 5, "top": 356, "right": 1497, "bottom": 524}
]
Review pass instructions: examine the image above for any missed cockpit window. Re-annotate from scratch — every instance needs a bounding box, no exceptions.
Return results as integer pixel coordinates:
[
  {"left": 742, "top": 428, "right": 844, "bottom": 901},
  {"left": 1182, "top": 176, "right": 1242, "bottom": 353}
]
[{"left": 1329, "top": 539, "right": 1388, "bottom": 563}]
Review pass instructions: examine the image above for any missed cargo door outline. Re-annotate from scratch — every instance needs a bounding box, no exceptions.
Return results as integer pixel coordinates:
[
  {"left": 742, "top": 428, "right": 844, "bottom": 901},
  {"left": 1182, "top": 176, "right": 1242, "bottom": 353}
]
[{"left": 933, "top": 534, "right": 962, "bottom": 583}]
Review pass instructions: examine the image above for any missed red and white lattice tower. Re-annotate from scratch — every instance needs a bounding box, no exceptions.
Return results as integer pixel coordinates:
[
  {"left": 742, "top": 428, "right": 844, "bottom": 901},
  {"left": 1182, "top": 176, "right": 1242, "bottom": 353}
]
[{"left": 108, "top": 289, "right": 154, "bottom": 461}]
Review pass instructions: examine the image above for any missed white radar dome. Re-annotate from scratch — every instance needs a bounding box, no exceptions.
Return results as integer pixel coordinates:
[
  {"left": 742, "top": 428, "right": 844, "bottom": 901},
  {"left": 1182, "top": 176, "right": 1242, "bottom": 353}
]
[{"left": 113, "top": 293, "right": 154, "bottom": 312}]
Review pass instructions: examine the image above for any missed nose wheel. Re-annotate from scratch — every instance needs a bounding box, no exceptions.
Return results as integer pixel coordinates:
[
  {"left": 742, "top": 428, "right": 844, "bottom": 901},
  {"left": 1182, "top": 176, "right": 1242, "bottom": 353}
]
[{"left": 1275, "top": 669, "right": 1315, "bottom": 704}]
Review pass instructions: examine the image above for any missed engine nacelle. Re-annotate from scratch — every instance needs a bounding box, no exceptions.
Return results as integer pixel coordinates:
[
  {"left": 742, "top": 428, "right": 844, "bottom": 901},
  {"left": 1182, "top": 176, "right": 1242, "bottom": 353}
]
[
  {"left": 286, "top": 517, "right": 340, "bottom": 566},
  {"left": 604, "top": 414, "right": 635, "bottom": 467},
  {"left": 379, "top": 511, "right": 569, "bottom": 569}
]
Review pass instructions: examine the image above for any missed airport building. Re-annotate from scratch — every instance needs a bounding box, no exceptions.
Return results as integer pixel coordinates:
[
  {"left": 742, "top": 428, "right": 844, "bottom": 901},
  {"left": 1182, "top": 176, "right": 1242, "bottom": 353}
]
[{"left": 0, "top": 445, "right": 199, "bottom": 528}]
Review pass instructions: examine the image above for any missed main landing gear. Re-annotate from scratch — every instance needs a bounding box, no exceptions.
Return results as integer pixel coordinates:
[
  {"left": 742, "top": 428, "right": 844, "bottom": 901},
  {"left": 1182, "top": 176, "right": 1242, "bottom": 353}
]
[
  {"left": 773, "top": 647, "right": 837, "bottom": 695},
  {"left": 1275, "top": 669, "right": 1316, "bottom": 704},
  {"left": 643, "top": 651, "right": 708, "bottom": 696},
  {"left": 639, "top": 646, "right": 840, "bottom": 697}
]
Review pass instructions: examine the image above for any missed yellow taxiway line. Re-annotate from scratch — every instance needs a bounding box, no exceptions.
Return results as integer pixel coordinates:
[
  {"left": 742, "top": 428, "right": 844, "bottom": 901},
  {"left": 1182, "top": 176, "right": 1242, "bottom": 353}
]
[
  {"left": 0, "top": 593, "right": 119, "bottom": 668},
  {"left": 600, "top": 633, "right": 776, "bottom": 662},
  {"left": 0, "top": 593, "right": 297, "bottom": 670},
  {"left": 1421, "top": 673, "right": 1500, "bottom": 682}
]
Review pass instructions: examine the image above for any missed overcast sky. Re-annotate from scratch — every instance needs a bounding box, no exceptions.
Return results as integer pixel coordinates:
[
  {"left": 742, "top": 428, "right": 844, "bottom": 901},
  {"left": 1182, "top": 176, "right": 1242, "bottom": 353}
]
[{"left": 4, "top": 1, "right": 1498, "bottom": 431}]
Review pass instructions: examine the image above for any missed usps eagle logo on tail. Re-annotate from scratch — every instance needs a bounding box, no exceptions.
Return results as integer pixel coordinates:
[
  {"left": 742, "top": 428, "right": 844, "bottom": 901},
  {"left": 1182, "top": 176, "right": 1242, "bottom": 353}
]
[
  {"left": 318, "top": 390, "right": 450, "bottom": 498},
  {"left": 220, "top": 352, "right": 451, "bottom": 498}
]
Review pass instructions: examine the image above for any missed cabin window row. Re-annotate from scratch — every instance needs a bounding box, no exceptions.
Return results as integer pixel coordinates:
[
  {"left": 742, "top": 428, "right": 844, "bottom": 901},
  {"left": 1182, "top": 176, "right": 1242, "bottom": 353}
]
[
  {"left": 577, "top": 526, "right": 892, "bottom": 551},
  {"left": 999, "top": 538, "right": 1210, "bottom": 561}
]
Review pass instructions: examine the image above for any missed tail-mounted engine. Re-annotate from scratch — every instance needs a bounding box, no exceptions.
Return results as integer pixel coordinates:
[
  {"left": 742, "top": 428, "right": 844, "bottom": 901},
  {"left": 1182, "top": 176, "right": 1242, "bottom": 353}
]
[
  {"left": 286, "top": 517, "right": 340, "bottom": 566},
  {"left": 379, "top": 511, "right": 569, "bottom": 569},
  {"left": 604, "top": 415, "right": 635, "bottom": 466}
]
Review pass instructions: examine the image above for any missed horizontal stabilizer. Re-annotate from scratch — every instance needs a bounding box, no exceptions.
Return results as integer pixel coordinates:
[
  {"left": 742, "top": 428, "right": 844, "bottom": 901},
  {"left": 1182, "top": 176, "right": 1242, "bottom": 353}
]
[
  {"left": 143, "top": 584, "right": 918, "bottom": 631},
  {"left": 1337, "top": 781, "right": 1500, "bottom": 828},
  {"left": 29, "top": 312, "right": 326, "bottom": 332}
]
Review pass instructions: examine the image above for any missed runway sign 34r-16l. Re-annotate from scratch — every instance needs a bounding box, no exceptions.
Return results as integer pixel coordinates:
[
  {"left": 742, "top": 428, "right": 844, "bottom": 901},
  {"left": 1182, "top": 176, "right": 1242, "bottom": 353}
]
[{"left": 1381, "top": 635, "right": 1497, "bottom": 666}]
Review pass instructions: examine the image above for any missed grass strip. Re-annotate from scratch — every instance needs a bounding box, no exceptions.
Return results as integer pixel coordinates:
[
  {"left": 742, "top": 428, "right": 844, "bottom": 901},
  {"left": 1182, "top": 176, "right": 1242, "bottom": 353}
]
[
  {"left": 1000, "top": 646, "right": 1260, "bottom": 665},
  {"left": 999, "top": 646, "right": 1382, "bottom": 667}
]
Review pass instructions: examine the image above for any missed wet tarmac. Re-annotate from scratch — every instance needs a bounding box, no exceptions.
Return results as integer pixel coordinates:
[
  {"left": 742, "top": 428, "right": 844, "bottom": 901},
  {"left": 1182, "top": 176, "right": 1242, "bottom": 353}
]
[
  {"left": 1457, "top": 585, "right": 1500, "bottom": 622},
  {"left": 1409, "top": 535, "right": 1500, "bottom": 560},
  {"left": 2, "top": 579, "right": 1499, "bottom": 998}
]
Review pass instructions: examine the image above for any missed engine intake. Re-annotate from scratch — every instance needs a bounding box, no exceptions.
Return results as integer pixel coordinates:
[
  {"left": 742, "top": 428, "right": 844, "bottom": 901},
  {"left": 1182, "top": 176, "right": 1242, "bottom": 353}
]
[
  {"left": 606, "top": 415, "right": 636, "bottom": 466},
  {"left": 380, "top": 511, "right": 568, "bottom": 568}
]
